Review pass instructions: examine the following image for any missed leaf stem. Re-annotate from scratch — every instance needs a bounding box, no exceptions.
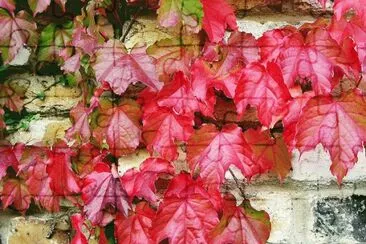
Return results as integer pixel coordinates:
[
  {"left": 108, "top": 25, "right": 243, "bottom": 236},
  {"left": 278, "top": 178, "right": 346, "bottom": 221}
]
[{"left": 228, "top": 168, "right": 246, "bottom": 199}]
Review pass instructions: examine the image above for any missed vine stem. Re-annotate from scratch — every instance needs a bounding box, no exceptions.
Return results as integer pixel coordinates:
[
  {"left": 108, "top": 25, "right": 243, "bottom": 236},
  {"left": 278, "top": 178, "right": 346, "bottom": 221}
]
[
  {"left": 120, "top": 7, "right": 143, "bottom": 42},
  {"left": 23, "top": 79, "right": 61, "bottom": 106},
  {"left": 228, "top": 168, "right": 246, "bottom": 199}
]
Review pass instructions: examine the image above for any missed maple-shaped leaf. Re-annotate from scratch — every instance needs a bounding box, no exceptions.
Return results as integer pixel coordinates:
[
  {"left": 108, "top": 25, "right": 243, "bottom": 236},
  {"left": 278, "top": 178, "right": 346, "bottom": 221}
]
[
  {"left": 121, "top": 157, "right": 174, "bottom": 203},
  {"left": 71, "top": 25, "right": 98, "bottom": 56},
  {"left": 46, "top": 144, "right": 80, "bottom": 197},
  {"left": 0, "top": 83, "right": 23, "bottom": 112},
  {"left": 157, "top": 0, "right": 203, "bottom": 33},
  {"left": 333, "top": 0, "right": 366, "bottom": 21},
  {"left": 200, "top": 0, "right": 237, "bottom": 42},
  {"left": 234, "top": 62, "right": 291, "bottom": 127},
  {"left": 70, "top": 214, "right": 88, "bottom": 244},
  {"left": 191, "top": 55, "right": 242, "bottom": 101},
  {"left": 142, "top": 106, "right": 193, "bottom": 161},
  {"left": 37, "top": 21, "right": 73, "bottom": 62},
  {"left": 187, "top": 124, "right": 265, "bottom": 188},
  {"left": 72, "top": 143, "right": 107, "bottom": 177},
  {"left": 243, "top": 129, "right": 292, "bottom": 181},
  {"left": 66, "top": 102, "right": 93, "bottom": 143},
  {"left": 295, "top": 90, "right": 366, "bottom": 183},
  {"left": 279, "top": 31, "right": 335, "bottom": 95},
  {"left": 282, "top": 92, "right": 314, "bottom": 150},
  {"left": 329, "top": 16, "right": 366, "bottom": 73},
  {"left": 92, "top": 98, "right": 141, "bottom": 157},
  {"left": 1, "top": 178, "right": 31, "bottom": 213},
  {"left": 93, "top": 40, "right": 162, "bottom": 95},
  {"left": 306, "top": 28, "right": 360, "bottom": 81},
  {"left": 152, "top": 173, "right": 219, "bottom": 243},
  {"left": 147, "top": 36, "right": 201, "bottom": 83},
  {"left": 0, "top": 0, "right": 15, "bottom": 13},
  {"left": 226, "top": 31, "right": 259, "bottom": 64},
  {"left": 0, "top": 143, "right": 23, "bottom": 180},
  {"left": 28, "top": 0, "right": 51, "bottom": 16},
  {"left": 81, "top": 163, "right": 129, "bottom": 225},
  {"left": 211, "top": 194, "right": 271, "bottom": 244},
  {"left": 61, "top": 53, "right": 81, "bottom": 73},
  {"left": 156, "top": 71, "right": 203, "bottom": 115},
  {"left": 115, "top": 202, "right": 155, "bottom": 244},
  {"left": 257, "top": 26, "right": 297, "bottom": 63},
  {"left": 0, "top": 9, "right": 37, "bottom": 63}
]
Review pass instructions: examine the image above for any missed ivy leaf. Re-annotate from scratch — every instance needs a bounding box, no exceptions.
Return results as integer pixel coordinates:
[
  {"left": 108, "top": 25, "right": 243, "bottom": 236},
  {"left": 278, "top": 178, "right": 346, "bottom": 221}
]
[
  {"left": 187, "top": 124, "right": 265, "bottom": 188},
  {"left": 0, "top": 9, "right": 37, "bottom": 64},
  {"left": 243, "top": 129, "right": 292, "bottom": 182},
  {"left": 200, "top": 0, "right": 237, "bottom": 42},
  {"left": 0, "top": 0, "right": 15, "bottom": 13},
  {"left": 46, "top": 144, "right": 80, "bottom": 197},
  {"left": 147, "top": 36, "right": 201, "bottom": 83},
  {"left": 295, "top": 90, "right": 366, "bottom": 183},
  {"left": 0, "top": 108, "right": 5, "bottom": 129},
  {"left": 279, "top": 31, "right": 335, "bottom": 95},
  {"left": 72, "top": 143, "right": 107, "bottom": 177},
  {"left": 61, "top": 53, "right": 81, "bottom": 73},
  {"left": 156, "top": 71, "right": 203, "bottom": 116},
  {"left": 333, "top": 0, "right": 366, "bottom": 21},
  {"left": 0, "top": 143, "right": 23, "bottom": 180},
  {"left": 81, "top": 163, "right": 129, "bottom": 225},
  {"left": 70, "top": 214, "right": 88, "bottom": 244},
  {"left": 234, "top": 62, "right": 291, "bottom": 127},
  {"left": 1, "top": 178, "right": 31, "bottom": 213},
  {"left": 28, "top": 0, "right": 51, "bottom": 16},
  {"left": 142, "top": 107, "right": 193, "bottom": 161},
  {"left": 37, "top": 22, "right": 73, "bottom": 62},
  {"left": 157, "top": 0, "right": 203, "bottom": 33},
  {"left": 211, "top": 194, "right": 271, "bottom": 244},
  {"left": 66, "top": 102, "right": 93, "bottom": 143},
  {"left": 152, "top": 174, "right": 219, "bottom": 243},
  {"left": 93, "top": 40, "right": 162, "bottom": 95},
  {"left": 0, "top": 82, "right": 24, "bottom": 112},
  {"left": 226, "top": 31, "right": 260, "bottom": 64},
  {"left": 121, "top": 157, "right": 174, "bottom": 203},
  {"left": 92, "top": 99, "right": 141, "bottom": 157},
  {"left": 115, "top": 202, "right": 155, "bottom": 244}
]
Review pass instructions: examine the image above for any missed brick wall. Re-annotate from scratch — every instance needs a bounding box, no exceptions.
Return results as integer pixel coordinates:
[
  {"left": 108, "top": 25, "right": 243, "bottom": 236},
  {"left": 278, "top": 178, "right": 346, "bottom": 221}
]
[{"left": 2, "top": 1, "right": 366, "bottom": 243}]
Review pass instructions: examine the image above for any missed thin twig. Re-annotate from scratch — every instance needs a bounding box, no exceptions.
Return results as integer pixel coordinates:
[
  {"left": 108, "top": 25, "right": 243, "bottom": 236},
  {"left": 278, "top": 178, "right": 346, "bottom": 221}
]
[
  {"left": 23, "top": 79, "right": 61, "bottom": 106},
  {"left": 120, "top": 7, "right": 143, "bottom": 42},
  {"left": 228, "top": 168, "right": 246, "bottom": 199}
]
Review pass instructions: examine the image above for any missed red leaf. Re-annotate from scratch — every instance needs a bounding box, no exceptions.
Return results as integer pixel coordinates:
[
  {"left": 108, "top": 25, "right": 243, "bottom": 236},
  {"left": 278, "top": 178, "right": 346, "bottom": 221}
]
[
  {"left": 81, "top": 163, "right": 129, "bottom": 225},
  {"left": 0, "top": 143, "right": 23, "bottom": 180},
  {"left": 93, "top": 40, "right": 162, "bottom": 95},
  {"left": 72, "top": 26, "right": 98, "bottom": 56},
  {"left": 93, "top": 99, "right": 141, "bottom": 157},
  {"left": 121, "top": 157, "right": 174, "bottom": 203},
  {"left": 226, "top": 31, "right": 259, "bottom": 64},
  {"left": 333, "top": 0, "right": 366, "bottom": 21},
  {"left": 66, "top": 102, "right": 93, "bottom": 143},
  {"left": 115, "top": 202, "right": 155, "bottom": 244},
  {"left": 0, "top": 10, "right": 37, "bottom": 63},
  {"left": 147, "top": 37, "right": 201, "bottom": 83},
  {"left": 1, "top": 178, "right": 31, "bottom": 213},
  {"left": 73, "top": 143, "right": 107, "bottom": 177},
  {"left": 61, "top": 53, "right": 81, "bottom": 73},
  {"left": 201, "top": 0, "right": 237, "bottom": 42},
  {"left": 142, "top": 107, "right": 193, "bottom": 161},
  {"left": 234, "top": 62, "right": 291, "bottom": 127},
  {"left": 211, "top": 194, "right": 271, "bottom": 244},
  {"left": 46, "top": 144, "right": 80, "bottom": 197},
  {"left": 282, "top": 92, "right": 314, "bottom": 150},
  {"left": 295, "top": 90, "right": 366, "bottom": 183},
  {"left": 0, "top": 82, "right": 24, "bottom": 112},
  {"left": 28, "top": 0, "right": 51, "bottom": 16},
  {"left": 152, "top": 174, "right": 219, "bottom": 243},
  {"left": 243, "top": 129, "right": 292, "bottom": 182},
  {"left": 156, "top": 71, "right": 202, "bottom": 115},
  {"left": 0, "top": 0, "right": 15, "bottom": 13},
  {"left": 279, "top": 31, "right": 334, "bottom": 95},
  {"left": 71, "top": 214, "right": 88, "bottom": 244},
  {"left": 187, "top": 124, "right": 264, "bottom": 188}
]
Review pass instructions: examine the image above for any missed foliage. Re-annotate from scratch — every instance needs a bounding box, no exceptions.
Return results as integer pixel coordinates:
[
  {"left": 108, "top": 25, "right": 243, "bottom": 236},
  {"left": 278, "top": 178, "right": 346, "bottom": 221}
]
[{"left": 0, "top": 0, "right": 365, "bottom": 243}]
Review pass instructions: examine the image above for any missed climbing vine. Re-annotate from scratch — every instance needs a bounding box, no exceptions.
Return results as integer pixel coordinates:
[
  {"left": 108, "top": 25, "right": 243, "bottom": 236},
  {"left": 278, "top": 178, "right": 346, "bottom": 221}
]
[{"left": 0, "top": 0, "right": 365, "bottom": 243}]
